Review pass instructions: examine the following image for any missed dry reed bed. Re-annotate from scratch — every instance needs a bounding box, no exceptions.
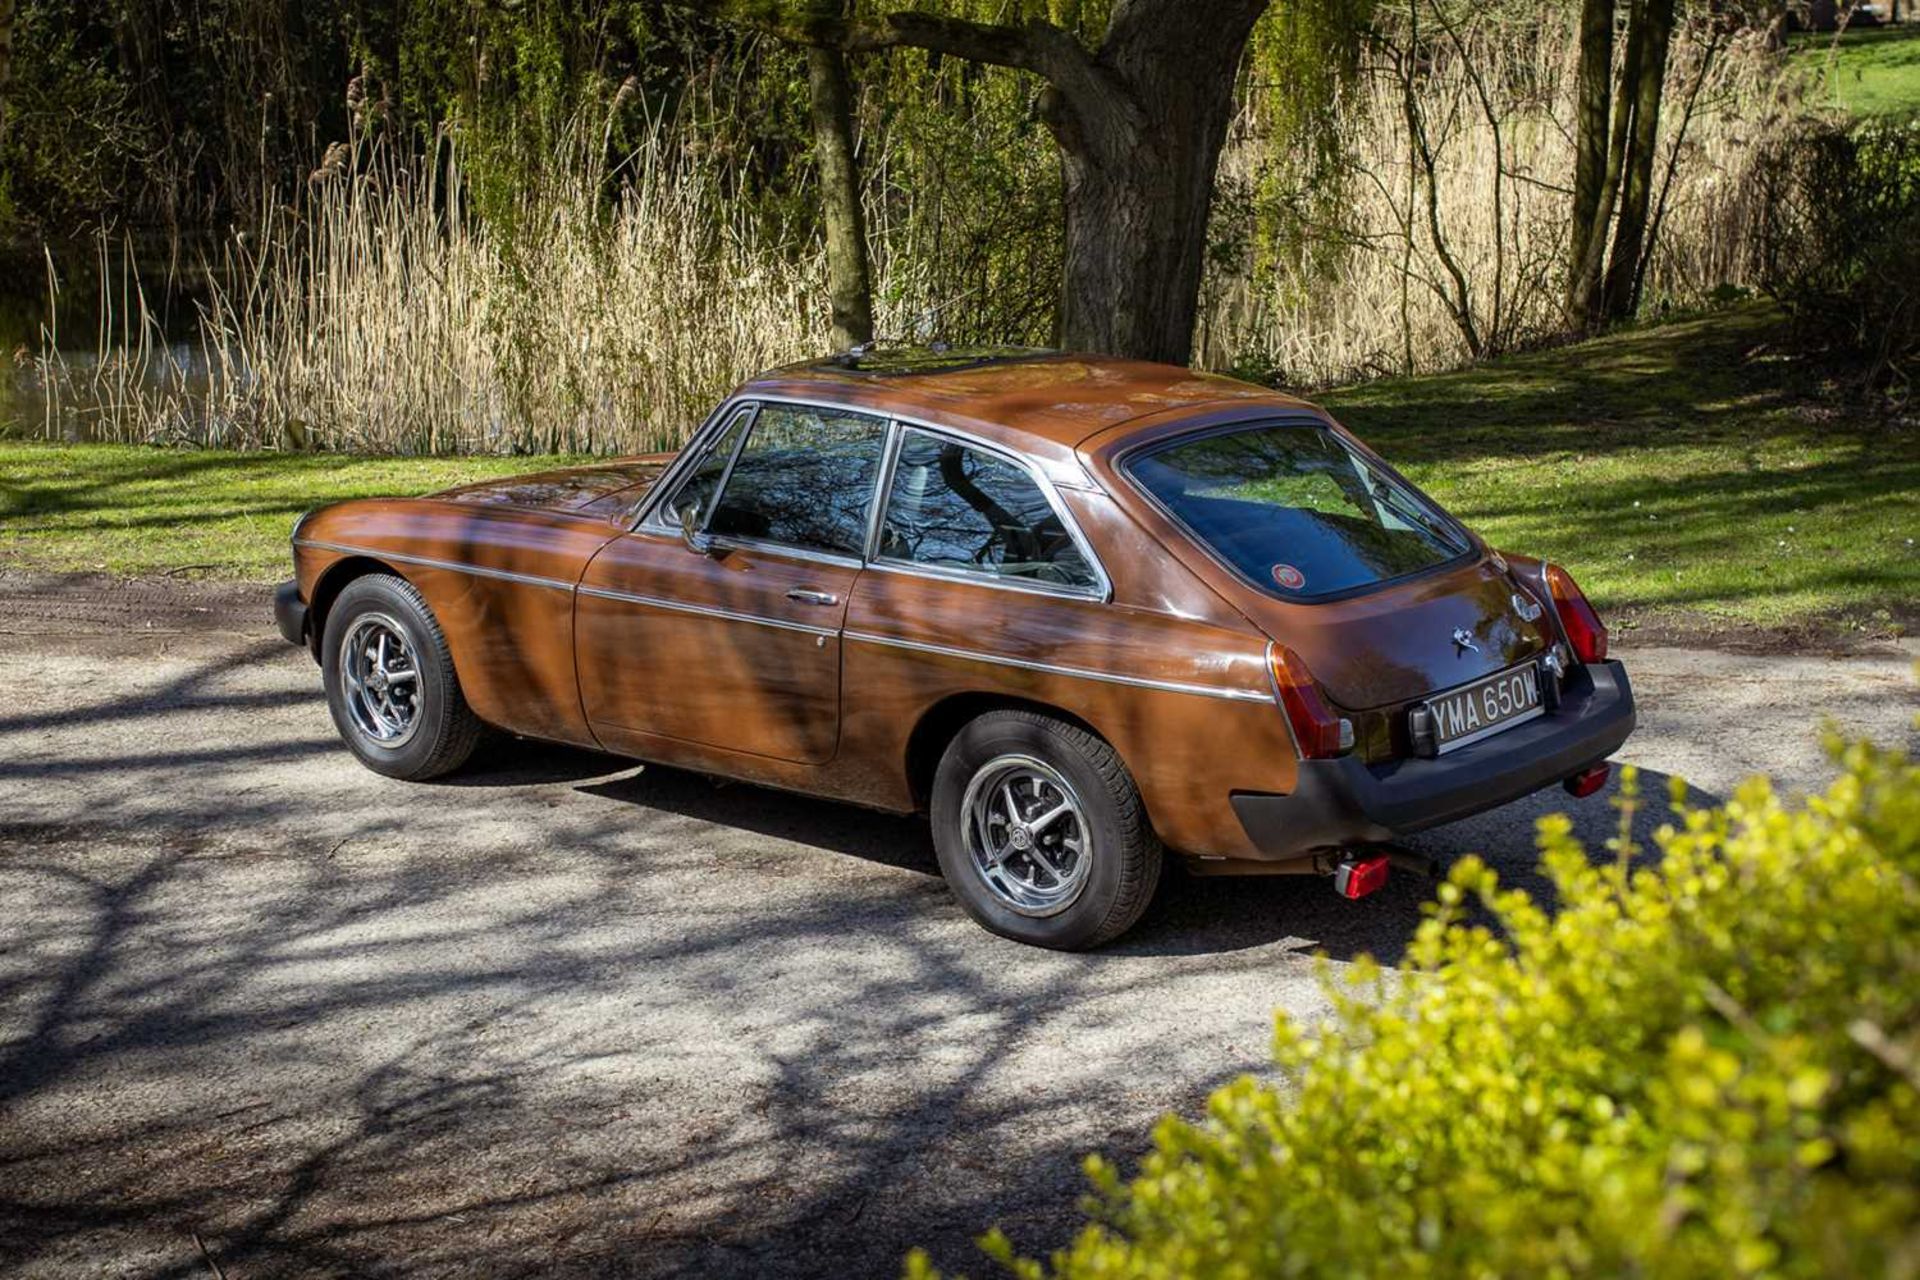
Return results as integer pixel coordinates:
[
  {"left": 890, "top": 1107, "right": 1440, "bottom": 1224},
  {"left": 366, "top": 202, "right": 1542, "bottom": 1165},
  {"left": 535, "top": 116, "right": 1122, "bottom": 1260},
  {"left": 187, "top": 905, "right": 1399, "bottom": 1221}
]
[
  {"left": 31, "top": 18, "right": 1809, "bottom": 453},
  {"left": 1201, "top": 15, "right": 1805, "bottom": 383}
]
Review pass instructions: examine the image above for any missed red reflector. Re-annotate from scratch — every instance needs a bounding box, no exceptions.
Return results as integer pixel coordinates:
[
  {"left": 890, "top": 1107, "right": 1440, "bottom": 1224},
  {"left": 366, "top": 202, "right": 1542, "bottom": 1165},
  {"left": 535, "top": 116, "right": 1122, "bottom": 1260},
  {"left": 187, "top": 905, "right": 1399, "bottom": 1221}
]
[
  {"left": 1564, "top": 763, "right": 1611, "bottom": 798},
  {"left": 1269, "top": 644, "right": 1351, "bottom": 759},
  {"left": 1545, "top": 563, "right": 1608, "bottom": 664},
  {"left": 1334, "top": 855, "right": 1391, "bottom": 899}
]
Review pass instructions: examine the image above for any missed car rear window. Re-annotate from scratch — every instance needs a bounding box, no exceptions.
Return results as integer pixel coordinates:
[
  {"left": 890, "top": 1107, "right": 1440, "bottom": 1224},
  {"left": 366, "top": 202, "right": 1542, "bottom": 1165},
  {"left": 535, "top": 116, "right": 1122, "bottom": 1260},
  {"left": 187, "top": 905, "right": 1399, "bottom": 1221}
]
[{"left": 1125, "top": 423, "right": 1471, "bottom": 600}]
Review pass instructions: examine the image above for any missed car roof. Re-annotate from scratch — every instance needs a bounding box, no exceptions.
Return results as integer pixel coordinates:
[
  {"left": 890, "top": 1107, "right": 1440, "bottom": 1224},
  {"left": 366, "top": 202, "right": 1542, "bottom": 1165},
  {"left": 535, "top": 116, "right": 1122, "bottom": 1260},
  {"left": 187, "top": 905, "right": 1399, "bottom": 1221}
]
[{"left": 741, "top": 349, "right": 1321, "bottom": 455}]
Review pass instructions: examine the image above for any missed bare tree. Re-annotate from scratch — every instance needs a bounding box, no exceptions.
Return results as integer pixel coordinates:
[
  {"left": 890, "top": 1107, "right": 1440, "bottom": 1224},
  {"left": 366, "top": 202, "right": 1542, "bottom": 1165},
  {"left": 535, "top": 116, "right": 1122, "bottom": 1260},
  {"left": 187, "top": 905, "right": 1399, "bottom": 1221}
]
[{"left": 1566, "top": 0, "right": 1681, "bottom": 329}]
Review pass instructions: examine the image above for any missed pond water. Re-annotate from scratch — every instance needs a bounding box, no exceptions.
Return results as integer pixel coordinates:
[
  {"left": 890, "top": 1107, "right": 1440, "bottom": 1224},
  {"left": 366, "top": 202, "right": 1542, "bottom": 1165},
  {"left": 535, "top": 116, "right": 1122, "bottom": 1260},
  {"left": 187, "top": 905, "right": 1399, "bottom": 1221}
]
[{"left": 0, "top": 238, "right": 223, "bottom": 441}]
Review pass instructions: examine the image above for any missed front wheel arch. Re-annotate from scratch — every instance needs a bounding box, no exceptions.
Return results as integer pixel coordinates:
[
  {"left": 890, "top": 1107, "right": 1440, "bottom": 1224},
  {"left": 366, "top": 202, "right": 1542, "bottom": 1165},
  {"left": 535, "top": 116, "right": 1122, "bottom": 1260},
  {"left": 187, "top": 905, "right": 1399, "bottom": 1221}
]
[{"left": 306, "top": 555, "right": 402, "bottom": 658}]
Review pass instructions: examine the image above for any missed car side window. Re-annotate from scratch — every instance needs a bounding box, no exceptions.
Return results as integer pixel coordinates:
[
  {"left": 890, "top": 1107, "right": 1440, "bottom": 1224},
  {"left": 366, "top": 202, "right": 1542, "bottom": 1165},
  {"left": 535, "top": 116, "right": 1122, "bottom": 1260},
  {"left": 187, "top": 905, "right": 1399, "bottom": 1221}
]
[
  {"left": 667, "top": 405, "right": 754, "bottom": 528},
  {"left": 877, "top": 428, "right": 1099, "bottom": 592},
  {"left": 706, "top": 404, "right": 890, "bottom": 557}
]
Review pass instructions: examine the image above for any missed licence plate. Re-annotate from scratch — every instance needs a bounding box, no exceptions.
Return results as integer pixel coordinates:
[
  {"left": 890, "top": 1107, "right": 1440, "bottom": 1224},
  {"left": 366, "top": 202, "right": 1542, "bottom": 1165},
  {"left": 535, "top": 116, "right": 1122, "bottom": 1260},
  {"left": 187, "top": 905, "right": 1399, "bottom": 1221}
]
[{"left": 1428, "top": 664, "right": 1544, "bottom": 753}]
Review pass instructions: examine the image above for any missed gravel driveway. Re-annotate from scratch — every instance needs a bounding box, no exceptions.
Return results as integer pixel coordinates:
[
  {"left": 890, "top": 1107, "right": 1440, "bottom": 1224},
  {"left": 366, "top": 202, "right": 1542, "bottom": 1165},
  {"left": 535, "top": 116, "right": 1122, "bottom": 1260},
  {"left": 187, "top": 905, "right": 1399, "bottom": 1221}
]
[{"left": 2, "top": 574, "right": 1914, "bottom": 1278}]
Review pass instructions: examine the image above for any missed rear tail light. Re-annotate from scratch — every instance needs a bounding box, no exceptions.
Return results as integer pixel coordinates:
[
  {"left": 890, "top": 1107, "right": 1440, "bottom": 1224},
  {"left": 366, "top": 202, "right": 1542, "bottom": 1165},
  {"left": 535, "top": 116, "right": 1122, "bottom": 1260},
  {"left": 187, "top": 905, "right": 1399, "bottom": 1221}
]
[
  {"left": 1545, "top": 563, "right": 1608, "bottom": 663},
  {"left": 1269, "top": 644, "right": 1354, "bottom": 758}
]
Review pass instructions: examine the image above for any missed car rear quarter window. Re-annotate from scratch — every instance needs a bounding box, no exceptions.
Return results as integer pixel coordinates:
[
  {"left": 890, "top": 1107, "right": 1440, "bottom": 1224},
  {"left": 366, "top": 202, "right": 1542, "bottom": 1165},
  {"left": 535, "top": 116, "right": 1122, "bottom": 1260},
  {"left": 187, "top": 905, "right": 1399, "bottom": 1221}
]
[
  {"left": 1126, "top": 423, "right": 1471, "bottom": 600},
  {"left": 707, "top": 404, "right": 890, "bottom": 556},
  {"left": 877, "top": 428, "right": 1098, "bottom": 592}
]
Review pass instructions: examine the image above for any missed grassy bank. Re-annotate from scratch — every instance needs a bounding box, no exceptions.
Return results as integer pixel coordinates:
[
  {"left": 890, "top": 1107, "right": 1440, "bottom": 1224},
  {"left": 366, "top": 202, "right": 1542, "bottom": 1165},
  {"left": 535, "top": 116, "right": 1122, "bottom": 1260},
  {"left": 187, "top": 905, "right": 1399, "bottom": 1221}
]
[
  {"left": 2, "top": 306, "right": 1914, "bottom": 641},
  {"left": 1324, "top": 305, "right": 1918, "bottom": 640},
  {"left": 1792, "top": 25, "right": 1920, "bottom": 118},
  {"left": 0, "top": 450, "right": 579, "bottom": 581}
]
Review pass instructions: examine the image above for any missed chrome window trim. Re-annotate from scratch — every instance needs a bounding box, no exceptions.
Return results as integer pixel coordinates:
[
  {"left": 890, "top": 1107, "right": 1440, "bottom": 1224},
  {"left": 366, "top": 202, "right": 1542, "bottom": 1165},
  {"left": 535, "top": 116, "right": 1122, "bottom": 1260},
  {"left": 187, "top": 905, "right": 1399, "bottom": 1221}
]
[
  {"left": 649, "top": 398, "right": 890, "bottom": 559},
  {"left": 868, "top": 419, "right": 1112, "bottom": 602},
  {"left": 292, "top": 539, "right": 576, "bottom": 594},
  {"left": 577, "top": 584, "right": 839, "bottom": 638},
  {"left": 861, "top": 418, "right": 906, "bottom": 563},
  {"left": 629, "top": 391, "right": 1114, "bottom": 604},
  {"left": 845, "top": 631, "right": 1270, "bottom": 703},
  {"left": 704, "top": 533, "right": 864, "bottom": 571},
  {"left": 639, "top": 402, "right": 760, "bottom": 537},
  {"left": 864, "top": 557, "right": 1112, "bottom": 603},
  {"left": 626, "top": 398, "right": 738, "bottom": 530}
]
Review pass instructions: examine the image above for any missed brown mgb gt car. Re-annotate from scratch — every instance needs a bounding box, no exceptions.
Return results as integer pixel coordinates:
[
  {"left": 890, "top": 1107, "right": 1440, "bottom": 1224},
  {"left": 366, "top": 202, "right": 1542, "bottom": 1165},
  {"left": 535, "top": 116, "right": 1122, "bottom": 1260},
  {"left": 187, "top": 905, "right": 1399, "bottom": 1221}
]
[{"left": 274, "top": 348, "right": 1635, "bottom": 949}]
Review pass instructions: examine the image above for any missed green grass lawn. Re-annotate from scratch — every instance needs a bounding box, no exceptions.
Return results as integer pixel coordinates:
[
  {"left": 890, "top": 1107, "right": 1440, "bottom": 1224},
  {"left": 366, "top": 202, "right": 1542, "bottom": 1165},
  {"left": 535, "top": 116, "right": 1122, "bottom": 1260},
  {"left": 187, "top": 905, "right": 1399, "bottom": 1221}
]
[
  {"left": 1322, "top": 304, "right": 1917, "bottom": 640},
  {"left": 1791, "top": 24, "right": 1920, "bottom": 117},
  {"left": 1, "top": 304, "right": 1915, "bottom": 642},
  {"left": 0, "top": 450, "right": 585, "bottom": 581}
]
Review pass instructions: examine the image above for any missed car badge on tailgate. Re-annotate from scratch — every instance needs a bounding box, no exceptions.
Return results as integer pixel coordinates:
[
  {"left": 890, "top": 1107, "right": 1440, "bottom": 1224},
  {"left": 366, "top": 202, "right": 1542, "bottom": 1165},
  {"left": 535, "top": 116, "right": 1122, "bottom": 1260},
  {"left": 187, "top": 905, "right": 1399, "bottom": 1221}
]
[
  {"left": 1512, "top": 591, "right": 1544, "bottom": 621},
  {"left": 1451, "top": 627, "right": 1479, "bottom": 654}
]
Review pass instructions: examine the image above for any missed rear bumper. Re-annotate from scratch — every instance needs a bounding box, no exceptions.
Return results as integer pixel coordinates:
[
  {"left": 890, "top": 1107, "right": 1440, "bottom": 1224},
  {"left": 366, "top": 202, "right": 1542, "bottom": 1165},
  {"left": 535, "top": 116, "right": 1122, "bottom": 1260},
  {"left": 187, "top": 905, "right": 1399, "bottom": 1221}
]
[
  {"left": 1231, "top": 659, "right": 1636, "bottom": 855},
  {"left": 273, "top": 580, "right": 309, "bottom": 649}
]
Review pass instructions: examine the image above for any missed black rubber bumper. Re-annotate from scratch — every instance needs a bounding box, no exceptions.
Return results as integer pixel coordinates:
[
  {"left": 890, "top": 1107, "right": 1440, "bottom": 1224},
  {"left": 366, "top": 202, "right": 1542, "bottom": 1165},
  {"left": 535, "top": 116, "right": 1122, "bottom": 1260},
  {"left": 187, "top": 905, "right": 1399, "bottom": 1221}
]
[
  {"left": 1231, "top": 659, "right": 1637, "bottom": 856},
  {"left": 273, "top": 579, "right": 309, "bottom": 649}
]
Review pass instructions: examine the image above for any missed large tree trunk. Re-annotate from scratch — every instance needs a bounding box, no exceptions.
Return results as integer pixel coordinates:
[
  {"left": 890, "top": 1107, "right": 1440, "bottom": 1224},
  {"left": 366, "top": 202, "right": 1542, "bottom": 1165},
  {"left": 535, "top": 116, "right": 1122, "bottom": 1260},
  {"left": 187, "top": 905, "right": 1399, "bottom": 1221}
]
[
  {"left": 1601, "top": 0, "right": 1674, "bottom": 320},
  {"left": 784, "top": 0, "right": 1268, "bottom": 364},
  {"left": 1566, "top": 0, "right": 1615, "bottom": 327},
  {"left": 1041, "top": 4, "right": 1263, "bottom": 362},
  {"left": 805, "top": 40, "right": 874, "bottom": 349}
]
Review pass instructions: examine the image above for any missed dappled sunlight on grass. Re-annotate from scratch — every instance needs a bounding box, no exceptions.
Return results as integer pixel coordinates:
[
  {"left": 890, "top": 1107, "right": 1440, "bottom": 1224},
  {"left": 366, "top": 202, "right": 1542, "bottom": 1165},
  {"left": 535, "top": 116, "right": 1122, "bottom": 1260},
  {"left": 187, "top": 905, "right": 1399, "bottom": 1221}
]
[
  {"left": 1322, "top": 305, "right": 1919, "bottom": 632},
  {"left": 1, "top": 306, "right": 1914, "bottom": 637},
  {"left": 0, "top": 448, "right": 583, "bottom": 579}
]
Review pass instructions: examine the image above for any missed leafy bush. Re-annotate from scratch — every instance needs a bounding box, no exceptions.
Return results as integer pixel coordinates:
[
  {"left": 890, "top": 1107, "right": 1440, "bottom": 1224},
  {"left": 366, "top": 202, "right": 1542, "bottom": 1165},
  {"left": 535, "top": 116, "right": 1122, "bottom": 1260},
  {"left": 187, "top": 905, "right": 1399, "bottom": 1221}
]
[
  {"left": 914, "top": 739, "right": 1920, "bottom": 1278},
  {"left": 1754, "top": 118, "right": 1920, "bottom": 396}
]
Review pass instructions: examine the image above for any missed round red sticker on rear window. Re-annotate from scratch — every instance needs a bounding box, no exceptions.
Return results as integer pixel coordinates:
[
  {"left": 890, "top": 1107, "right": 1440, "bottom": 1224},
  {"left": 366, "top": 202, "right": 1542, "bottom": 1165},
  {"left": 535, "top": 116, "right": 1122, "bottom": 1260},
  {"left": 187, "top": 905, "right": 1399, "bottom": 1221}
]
[{"left": 1272, "top": 564, "right": 1306, "bottom": 590}]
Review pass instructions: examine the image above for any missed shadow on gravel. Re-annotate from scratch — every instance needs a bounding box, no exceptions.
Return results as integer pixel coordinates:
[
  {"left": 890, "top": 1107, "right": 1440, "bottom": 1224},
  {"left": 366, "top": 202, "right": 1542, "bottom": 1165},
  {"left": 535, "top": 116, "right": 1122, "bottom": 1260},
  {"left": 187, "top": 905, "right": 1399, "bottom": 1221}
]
[
  {"left": 0, "top": 811, "right": 1245, "bottom": 1279},
  {"left": 0, "top": 628, "right": 1704, "bottom": 1280},
  {"left": 580, "top": 765, "right": 941, "bottom": 878}
]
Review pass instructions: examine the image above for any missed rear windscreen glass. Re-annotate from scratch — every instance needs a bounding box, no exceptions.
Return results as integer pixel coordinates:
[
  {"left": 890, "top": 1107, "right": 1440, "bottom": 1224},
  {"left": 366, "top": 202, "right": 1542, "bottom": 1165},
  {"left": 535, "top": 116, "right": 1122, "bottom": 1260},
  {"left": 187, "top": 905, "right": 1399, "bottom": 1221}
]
[{"left": 1126, "top": 424, "right": 1471, "bottom": 600}]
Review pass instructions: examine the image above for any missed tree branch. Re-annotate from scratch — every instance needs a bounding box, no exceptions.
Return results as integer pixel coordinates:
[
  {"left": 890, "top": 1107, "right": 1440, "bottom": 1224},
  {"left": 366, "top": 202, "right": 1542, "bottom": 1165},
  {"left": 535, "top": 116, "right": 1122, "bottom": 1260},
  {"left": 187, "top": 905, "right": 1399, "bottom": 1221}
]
[
  {"left": 758, "top": 11, "right": 1094, "bottom": 93},
  {"left": 744, "top": 7, "right": 1135, "bottom": 160}
]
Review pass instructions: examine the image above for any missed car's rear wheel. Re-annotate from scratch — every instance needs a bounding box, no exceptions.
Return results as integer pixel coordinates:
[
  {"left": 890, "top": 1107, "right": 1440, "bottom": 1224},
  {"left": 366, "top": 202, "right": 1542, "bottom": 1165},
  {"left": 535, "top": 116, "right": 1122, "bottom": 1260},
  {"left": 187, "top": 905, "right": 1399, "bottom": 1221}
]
[
  {"left": 930, "top": 710, "right": 1161, "bottom": 950},
  {"left": 322, "top": 573, "right": 481, "bottom": 780}
]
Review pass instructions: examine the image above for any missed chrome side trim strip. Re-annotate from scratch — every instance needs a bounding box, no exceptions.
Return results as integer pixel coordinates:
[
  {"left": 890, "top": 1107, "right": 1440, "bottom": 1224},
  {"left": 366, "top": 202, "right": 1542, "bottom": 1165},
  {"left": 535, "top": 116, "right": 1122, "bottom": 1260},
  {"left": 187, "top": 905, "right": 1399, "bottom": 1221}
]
[
  {"left": 844, "top": 631, "right": 1271, "bottom": 703},
  {"left": 294, "top": 539, "right": 576, "bottom": 593},
  {"left": 577, "top": 584, "right": 839, "bottom": 638}
]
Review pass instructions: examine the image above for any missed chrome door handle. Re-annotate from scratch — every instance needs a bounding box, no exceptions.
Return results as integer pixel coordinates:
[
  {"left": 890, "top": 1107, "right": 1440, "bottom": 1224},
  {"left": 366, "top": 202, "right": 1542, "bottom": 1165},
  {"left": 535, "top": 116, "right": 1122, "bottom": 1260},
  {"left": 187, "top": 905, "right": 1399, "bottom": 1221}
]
[{"left": 786, "top": 588, "right": 841, "bottom": 607}]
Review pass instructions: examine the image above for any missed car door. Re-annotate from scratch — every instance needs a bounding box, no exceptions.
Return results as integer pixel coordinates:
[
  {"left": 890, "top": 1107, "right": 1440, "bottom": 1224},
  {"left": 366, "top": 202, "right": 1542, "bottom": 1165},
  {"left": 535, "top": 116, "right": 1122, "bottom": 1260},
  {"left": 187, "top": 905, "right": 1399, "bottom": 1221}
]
[{"left": 574, "top": 401, "right": 891, "bottom": 765}]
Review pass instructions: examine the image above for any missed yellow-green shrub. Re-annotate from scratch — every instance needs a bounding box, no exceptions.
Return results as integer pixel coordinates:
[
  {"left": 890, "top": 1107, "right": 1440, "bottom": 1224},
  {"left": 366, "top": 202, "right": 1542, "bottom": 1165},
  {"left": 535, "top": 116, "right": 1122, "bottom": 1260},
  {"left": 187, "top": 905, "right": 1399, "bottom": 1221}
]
[{"left": 918, "top": 740, "right": 1920, "bottom": 1279}]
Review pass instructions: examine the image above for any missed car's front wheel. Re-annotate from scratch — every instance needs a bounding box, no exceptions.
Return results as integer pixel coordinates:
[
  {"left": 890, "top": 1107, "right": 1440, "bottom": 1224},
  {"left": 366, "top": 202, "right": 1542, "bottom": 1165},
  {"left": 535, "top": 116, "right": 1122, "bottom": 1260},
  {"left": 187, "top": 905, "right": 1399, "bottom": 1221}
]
[
  {"left": 930, "top": 710, "right": 1161, "bottom": 950},
  {"left": 321, "top": 573, "right": 481, "bottom": 780}
]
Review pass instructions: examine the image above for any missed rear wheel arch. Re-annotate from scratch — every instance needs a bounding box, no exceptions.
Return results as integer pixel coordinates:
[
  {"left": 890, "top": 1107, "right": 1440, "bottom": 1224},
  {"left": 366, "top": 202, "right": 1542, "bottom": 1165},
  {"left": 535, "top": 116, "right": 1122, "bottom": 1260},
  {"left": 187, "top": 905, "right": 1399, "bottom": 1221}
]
[{"left": 904, "top": 693, "right": 1107, "bottom": 813}]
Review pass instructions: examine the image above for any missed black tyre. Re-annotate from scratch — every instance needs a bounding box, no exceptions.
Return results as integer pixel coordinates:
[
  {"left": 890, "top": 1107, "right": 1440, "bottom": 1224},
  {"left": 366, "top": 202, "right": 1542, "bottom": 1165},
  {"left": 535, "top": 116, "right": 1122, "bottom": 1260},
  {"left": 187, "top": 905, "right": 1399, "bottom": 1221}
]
[
  {"left": 321, "top": 573, "right": 482, "bottom": 780},
  {"left": 930, "top": 710, "right": 1162, "bottom": 950}
]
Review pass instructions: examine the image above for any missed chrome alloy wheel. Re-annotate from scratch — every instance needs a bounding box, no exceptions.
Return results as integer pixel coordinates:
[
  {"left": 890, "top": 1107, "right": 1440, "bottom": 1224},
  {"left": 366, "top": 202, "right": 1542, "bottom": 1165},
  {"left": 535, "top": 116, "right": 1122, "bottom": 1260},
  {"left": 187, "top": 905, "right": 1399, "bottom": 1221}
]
[
  {"left": 338, "top": 612, "right": 424, "bottom": 748},
  {"left": 960, "top": 754, "right": 1093, "bottom": 917}
]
